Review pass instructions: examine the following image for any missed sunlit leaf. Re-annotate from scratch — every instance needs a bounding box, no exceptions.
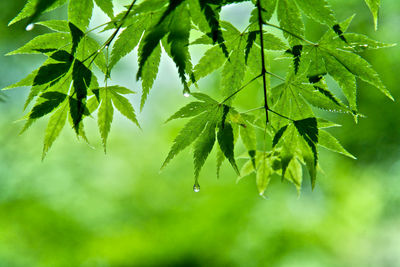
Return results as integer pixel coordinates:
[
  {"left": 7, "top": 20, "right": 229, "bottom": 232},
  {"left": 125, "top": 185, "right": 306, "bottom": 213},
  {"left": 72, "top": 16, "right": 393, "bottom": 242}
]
[
  {"left": 217, "top": 122, "right": 240, "bottom": 175},
  {"left": 98, "top": 87, "right": 114, "bottom": 152},
  {"left": 364, "top": 0, "right": 380, "bottom": 30},
  {"left": 8, "top": 0, "right": 67, "bottom": 26},
  {"left": 68, "top": 0, "right": 93, "bottom": 31},
  {"left": 42, "top": 100, "right": 68, "bottom": 159}
]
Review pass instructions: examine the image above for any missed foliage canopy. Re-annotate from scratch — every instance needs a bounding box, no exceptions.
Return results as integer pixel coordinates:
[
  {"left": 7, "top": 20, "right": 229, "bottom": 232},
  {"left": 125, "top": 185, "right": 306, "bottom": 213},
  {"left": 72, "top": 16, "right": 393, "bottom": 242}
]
[{"left": 3, "top": 0, "right": 394, "bottom": 195}]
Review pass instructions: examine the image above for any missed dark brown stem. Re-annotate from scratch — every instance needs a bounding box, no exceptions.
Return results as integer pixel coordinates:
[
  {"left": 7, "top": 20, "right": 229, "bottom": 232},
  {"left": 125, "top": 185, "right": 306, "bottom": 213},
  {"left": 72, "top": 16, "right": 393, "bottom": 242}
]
[{"left": 256, "top": 0, "right": 269, "bottom": 124}]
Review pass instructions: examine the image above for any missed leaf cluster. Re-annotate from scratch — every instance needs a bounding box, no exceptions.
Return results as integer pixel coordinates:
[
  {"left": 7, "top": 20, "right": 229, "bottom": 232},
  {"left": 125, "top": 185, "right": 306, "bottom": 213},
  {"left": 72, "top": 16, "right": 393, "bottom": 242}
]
[{"left": 3, "top": 0, "right": 394, "bottom": 194}]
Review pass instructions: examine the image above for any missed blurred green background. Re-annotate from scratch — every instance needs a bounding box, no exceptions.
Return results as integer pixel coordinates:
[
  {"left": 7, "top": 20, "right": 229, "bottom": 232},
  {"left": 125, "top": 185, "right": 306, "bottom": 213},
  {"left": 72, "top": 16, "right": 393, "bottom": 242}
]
[{"left": 1, "top": 0, "right": 399, "bottom": 266}]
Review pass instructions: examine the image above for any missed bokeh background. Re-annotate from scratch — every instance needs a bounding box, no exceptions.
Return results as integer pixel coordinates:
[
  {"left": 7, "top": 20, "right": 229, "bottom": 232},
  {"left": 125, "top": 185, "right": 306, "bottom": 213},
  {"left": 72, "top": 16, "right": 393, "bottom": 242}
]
[{"left": 1, "top": 0, "right": 399, "bottom": 266}]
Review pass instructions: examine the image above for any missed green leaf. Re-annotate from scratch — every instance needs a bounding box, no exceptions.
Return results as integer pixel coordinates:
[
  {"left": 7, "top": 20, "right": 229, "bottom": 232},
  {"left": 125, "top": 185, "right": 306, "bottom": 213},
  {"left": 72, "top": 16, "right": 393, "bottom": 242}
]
[
  {"left": 239, "top": 157, "right": 255, "bottom": 181},
  {"left": 110, "top": 90, "right": 140, "bottom": 128},
  {"left": 294, "top": 118, "right": 318, "bottom": 188},
  {"left": 340, "top": 33, "right": 396, "bottom": 51},
  {"left": 256, "top": 154, "right": 273, "bottom": 195},
  {"left": 294, "top": 78, "right": 351, "bottom": 113},
  {"left": 26, "top": 85, "right": 47, "bottom": 110},
  {"left": 191, "top": 93, "right": 218, "bottom": 104},
  {"left": 165, "top": 102, "right": 209, "bottom": 122},
  {"left": 271, "top": 76, "right": 314, "bottom": 130},
  {"left": 277, "top": 0, "right": 304, "bottom": 45},
  {"left": 29, "top": 92, "right": 67, "bottom": 119},
  {"left": 189, "top": 0, "right": 210, "bottom": 33},
  {"left": 318, "top": 130, "right": 356, "bottom": 159},
  {"left": 69, "top": 61, "right": 92, "bottom": 132},
  {"left": 33, "top": 62, "right": 71, "bottom": 86},
  {"left": 72, "top": 60, "right": 92, "bottom": 101},
  {"left": 79, "top": 36, "right": 108, "bottom": 74},
  {"left": 8, "top": 0, "right": 67, "bottom": 26},
  {"left": 132, "top": 0, "right": 167, "bottom": 15},
  {"left": 136, "top": 14, "right": 168, "bottom": 82},
  {"left": 221, "top": 49, "right": 245, "bottom": 100},
  {"left": 162, "top": 111, "right": 210, "bottom": 169},
  {"left": 35, "top": 20, "right": 69, "bottom": 32},
  {"left": 259, "top": 0, "right": 277, "bottom": 22},
  {"left": 94, "top": 0, "right": 114, "bottom": 18},
  {"left": 42, "top": 101, "right": 68, "bottom": 159},
  {"left": 286, "top": 158, "right": 302, "bottom": 193},
  {"left": 140, "top": 44, "right": 162, "bottom": 110},
  {"left": 294, "top": 118, "right": 318, "bottom": 147},
  {"left": 239, "top": 120, "right": 257, "bottom": 168},
  {"left": 216, "top": 146, "right": 225, "bottom": 178},
  {"left": 105, "top": 85, "right": 134, "bottom": 95},
  {"left": 249, "top": 0, "right": 277, "bottom": 25},
  {"left": 320, "top": 15, "right": 355, "bottom": 44},
  {"left": 323, "top": 52, "right": 357, "bottom": 111},
  {"left": 69, "top": 22, "right": 84, "bottom": 55},
  {"left": 295, "top": 0, "right": 336, "bottom": 26},
  {"left": 158, "top": 0, "right": 185, "bottom": 24},
  {"left": 322, "top": 47, "right": 393, "bottom": 100},
  {"left": 98, "top": 87, "right": 114, "bottom": 152},
  {"left": 364, "top": 0, "right": 380, "bottom": 30},
  {"left": 6, "top": 33, "right": 71, "bottom": 55},
  {"left": 273, "top": 124, "right": 296, "bottom": 178},
  {"left": 198, "top": 1, "right": 228, "bottom": 57},
  {"left": 317, "top": 118, "right": 341, "bottom": 129},
  {"left": 287, "top": 45, "right": 303, "bottom": 74},
  {"left": 68, "top": 0, "right": 93, "bottom": 31},
  {"left": 110, "top": 16, "right": 146, "bottom": 69},
  {"left": 245, "top": 30, "right": 257, "bottom": 64},
  {"left": 193, "top": 45, "right": 226, "bottom": 82},
  {"left": 240, "top": 124, "right": 257, "bottom": 152},
  {"left": 166, "top": 3, "right": 192, "bottom": 90},
  {"left": 193, "top": 122, "right": 217, "bottom": 179},
  {"left": 217, "top": 122, "right": 240, "bottom": 175},
  {"left": 3, "top": 69, "right": 39, "bottom": 90},
  {"left": 86, "top": 96, "right": 100, "bottom": 114},
  {"left": 254, "top": 32, "right": 288, "bottom": 51},
  {"left": 300, "top": 45, "right": 326, "bottom": 78}
]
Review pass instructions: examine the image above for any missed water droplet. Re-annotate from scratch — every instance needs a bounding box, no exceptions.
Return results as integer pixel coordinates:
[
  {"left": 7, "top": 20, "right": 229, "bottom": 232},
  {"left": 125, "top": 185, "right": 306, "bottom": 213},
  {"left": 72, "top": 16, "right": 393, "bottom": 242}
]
[
  {"left": 25, "top": 23, "right": 34, "bottom": 31},
  {"left": 97, "top": 49, "right": 101, "bottom": 53},
  {"left": 183, "top": 92, "right": 190, "bottom": 98},
  {"left": 193, "top": 183, "right": 200, "bottom": 193}
]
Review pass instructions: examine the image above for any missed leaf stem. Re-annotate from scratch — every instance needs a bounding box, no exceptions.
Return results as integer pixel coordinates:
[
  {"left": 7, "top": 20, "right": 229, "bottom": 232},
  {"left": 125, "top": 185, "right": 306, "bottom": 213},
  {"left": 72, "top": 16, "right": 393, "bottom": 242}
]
[
  {"left": 263, "top": 22, "right": 316, "bottom": 46},
  {"left": 84, "top": 0, "right": 138, "bottom": 66},
  {"left": 257, "top": 0, "right": 269, "bottom": 124},
  {"left": 221, "top": 74, "right": 262, "bottom": 104},
  {"left": 268, "top": 108, "right": 294, "bottom": 121},
  {"left": 84, "top": 21, "right": 114, "bottom": 35},
  {"left": 241, "top": 106, "right": 264, "bottom": 114}
]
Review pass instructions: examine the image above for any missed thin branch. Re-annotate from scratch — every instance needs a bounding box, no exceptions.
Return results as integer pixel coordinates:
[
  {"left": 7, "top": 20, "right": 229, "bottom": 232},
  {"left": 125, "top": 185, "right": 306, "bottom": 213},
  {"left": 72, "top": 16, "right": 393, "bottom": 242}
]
[{"left": 257, "top": 0, "right": 269, "bottom": 124}]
